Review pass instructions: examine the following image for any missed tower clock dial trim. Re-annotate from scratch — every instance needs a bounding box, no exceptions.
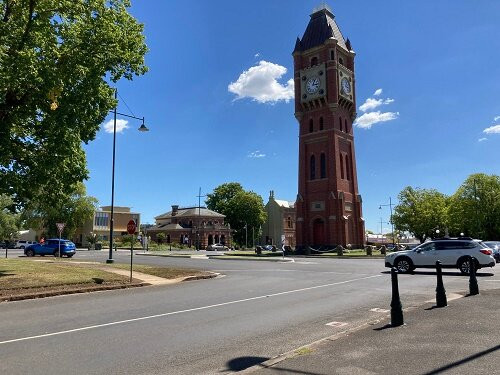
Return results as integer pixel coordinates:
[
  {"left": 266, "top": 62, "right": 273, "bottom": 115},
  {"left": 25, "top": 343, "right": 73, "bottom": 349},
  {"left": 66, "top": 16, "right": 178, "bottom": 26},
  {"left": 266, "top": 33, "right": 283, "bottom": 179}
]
[
  {"left": 341, "top": 77, "right": 351, "bottom": 94},
  {"left": 306, "top": 77, "right": 320, "bottom": 94}
]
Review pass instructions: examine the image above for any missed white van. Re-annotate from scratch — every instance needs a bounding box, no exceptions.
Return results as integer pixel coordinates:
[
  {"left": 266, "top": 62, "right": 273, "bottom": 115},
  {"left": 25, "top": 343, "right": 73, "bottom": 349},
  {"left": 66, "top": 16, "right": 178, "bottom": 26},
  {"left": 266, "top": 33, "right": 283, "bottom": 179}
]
[{"left": 14, "top": 240, "right": 36, "bottom": 249}]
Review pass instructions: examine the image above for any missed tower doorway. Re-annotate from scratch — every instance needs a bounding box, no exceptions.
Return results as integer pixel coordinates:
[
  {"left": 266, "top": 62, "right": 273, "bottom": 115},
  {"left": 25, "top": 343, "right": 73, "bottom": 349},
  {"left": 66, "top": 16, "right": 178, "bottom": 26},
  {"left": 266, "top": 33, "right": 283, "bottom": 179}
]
[{"left": 313, "top": 218, "right": 325, "bottom": 245}]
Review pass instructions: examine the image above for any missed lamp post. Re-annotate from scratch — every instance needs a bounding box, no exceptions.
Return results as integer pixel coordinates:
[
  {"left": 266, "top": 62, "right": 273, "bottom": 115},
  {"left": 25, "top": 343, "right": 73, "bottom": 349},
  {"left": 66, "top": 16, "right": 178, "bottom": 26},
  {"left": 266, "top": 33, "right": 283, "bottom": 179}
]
[
  {"left": 379, "top": 197, "right": 395, "bottom": 246},
  {"left": 106, "top": 88, "right": 149, "bottom": 264}
]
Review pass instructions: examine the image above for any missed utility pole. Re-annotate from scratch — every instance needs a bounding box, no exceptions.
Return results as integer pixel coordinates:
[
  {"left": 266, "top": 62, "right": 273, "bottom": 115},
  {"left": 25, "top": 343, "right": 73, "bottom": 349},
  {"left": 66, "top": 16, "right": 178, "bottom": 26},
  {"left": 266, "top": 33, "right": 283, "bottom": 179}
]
[{"left": 196, "top": 187, "right": 206, "bottom": 250}]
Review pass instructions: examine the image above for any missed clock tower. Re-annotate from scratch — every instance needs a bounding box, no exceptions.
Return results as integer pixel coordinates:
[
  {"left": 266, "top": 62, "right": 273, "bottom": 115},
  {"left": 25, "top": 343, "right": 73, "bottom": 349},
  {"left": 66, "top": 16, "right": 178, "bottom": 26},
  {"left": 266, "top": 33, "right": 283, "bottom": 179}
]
[{"left": 293, "top": 5, "right": 364, "bottom": 249}]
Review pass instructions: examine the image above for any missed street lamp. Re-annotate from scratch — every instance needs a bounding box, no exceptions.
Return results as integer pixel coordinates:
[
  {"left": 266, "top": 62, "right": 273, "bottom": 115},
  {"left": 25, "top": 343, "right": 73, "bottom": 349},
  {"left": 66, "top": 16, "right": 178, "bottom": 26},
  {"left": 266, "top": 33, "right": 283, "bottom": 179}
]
[
  {"left": 379, "top": 197, "right": 395, "bottom": 246},
  {"left": 106, "top": 88, "right": 149, "bottom": 264}
]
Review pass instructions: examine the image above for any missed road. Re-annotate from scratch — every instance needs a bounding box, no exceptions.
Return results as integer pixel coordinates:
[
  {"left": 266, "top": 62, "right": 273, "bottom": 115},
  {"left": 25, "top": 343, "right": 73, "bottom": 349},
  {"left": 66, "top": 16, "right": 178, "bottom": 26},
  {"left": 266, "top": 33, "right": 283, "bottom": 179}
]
[{"left": 1, "top": 250, "right": 499, "bottom": 374}]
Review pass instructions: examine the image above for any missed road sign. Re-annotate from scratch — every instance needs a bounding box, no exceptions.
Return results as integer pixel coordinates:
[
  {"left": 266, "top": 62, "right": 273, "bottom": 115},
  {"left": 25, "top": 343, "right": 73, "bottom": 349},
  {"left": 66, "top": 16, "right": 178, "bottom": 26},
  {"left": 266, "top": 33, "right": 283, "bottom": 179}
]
[
  {"left": 56, "top": 223, "right": 65, "bottom": 233},
  {"left": 127, "top": 220, "right": 137, "bottom": 235}
]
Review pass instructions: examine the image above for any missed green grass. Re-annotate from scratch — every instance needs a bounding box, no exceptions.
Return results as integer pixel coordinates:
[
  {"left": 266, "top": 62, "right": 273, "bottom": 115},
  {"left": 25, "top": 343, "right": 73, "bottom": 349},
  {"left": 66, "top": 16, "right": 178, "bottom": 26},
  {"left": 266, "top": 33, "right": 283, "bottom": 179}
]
[
  {"left": 111, "top": 264, "right": 210, "bottom": 279},
  {"left": 0, "top": 258, "right": 128, "bottom": 293}
]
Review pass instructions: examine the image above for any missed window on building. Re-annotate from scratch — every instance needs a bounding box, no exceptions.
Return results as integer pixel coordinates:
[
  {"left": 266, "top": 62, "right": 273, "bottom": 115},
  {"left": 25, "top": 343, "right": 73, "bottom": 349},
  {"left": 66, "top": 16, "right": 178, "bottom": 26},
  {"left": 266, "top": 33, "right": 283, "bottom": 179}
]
[
  {"left": 309, "top": 118, "right": 313, "bottom": 133},
  {"left": 339, "top": 57, "right": 344, "bottom": 66},
  {"left": 287, "top": 217, "right": 293, "bottom": 228},
  {"left": 311, "top": 56, "right": 318, "bottom": 66},
  {"left": 319, "top": 117, "right": 324, "bottom": 130},
  {"left": 340, "top": 154, "right": 345, "bottom": 179},
  {"left": 320, "top": 153, "right": 326, "bottom": 178},
  {"left": 330, "top": 50, "right": 335, "bottom": 60},
  {"left": 94, "top": 212, "right": 109, "bottom": 227},
  {"left": 310, "top": 155, "right": 316, "bottom": 180},
  {"left": 345, "top": 155, "right": 350, "bottom": 180}
]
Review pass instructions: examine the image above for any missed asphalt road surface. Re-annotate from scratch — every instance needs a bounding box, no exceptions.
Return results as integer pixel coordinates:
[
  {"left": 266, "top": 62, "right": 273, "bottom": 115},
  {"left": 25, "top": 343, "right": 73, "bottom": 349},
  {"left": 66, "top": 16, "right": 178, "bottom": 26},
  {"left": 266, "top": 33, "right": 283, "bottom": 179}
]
[{"left": 1, "top": 250, "right": 499, "bottom": 374}]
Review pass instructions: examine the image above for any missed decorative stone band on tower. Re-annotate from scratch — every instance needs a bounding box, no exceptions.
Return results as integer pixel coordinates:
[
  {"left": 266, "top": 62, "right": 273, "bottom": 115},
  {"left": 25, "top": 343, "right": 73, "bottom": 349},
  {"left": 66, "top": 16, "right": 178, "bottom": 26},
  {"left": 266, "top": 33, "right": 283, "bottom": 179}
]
[{"left": 294, "top": 5, "right": 365, "bottom": 250}]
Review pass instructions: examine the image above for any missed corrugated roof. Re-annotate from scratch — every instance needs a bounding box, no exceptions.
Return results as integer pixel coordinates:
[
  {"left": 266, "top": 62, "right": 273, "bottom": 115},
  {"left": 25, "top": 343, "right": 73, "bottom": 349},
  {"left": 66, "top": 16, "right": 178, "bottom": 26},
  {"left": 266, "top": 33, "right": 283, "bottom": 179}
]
[
  {"left": 155, "top": 207, "right": 225, "bottom": 220},
  {"left": 294, "top": 7, "right": 348, "bottom": 53}
]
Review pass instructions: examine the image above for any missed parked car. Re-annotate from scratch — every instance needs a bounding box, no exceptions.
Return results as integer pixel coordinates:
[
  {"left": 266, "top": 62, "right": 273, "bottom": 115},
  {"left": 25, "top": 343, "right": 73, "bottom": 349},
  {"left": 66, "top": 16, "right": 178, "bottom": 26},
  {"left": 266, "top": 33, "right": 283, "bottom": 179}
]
[
  {"left": 483, "top": 241, "right": 500, "bottom": 263},
  {"left": 206, "top": 243, "right": 229, "bottom": 251},
  {"left": 24, "top": 239, "right": 76, "bottom": 258},
  {"left": 385, "top": 238, "right": 495, "bottom": 274},
  {"left": 14, "top": 240, "right": 36, "bottom": 249}
]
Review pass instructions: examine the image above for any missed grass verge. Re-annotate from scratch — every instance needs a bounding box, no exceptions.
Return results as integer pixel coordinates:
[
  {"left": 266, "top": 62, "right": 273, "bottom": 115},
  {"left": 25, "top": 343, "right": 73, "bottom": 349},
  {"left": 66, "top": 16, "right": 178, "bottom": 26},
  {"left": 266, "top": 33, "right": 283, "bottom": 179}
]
[
  {"left": 0, "top": 258, "right": 130, "bottom": 300},
  {"left": 110, "top": 264, "right": 211, "bottom": 279}
]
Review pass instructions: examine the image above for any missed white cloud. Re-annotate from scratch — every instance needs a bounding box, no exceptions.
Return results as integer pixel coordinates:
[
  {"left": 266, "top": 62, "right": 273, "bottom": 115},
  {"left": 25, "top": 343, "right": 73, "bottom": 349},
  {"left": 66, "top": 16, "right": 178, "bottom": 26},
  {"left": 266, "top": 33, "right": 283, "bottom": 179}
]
[
  {"left": 254, "top": 53, "right": 260, "bottom": 58},
  {"left": 373, "top": 88, "right": 383, "bottom": 96},
  {"left": 103, "top": 119, "right": 129, "bottom": 134},
  {"left": 483, "top": 124, "right": 500, "bottom": 134},
  {"left": 359, "top": 97, "right": 394, "bottom": 112},
  {"left": 247, "top": 150, "right": 266, "bottom": 158},
  {"left": 478, "top": 137, "right": 488, "bottom": 142},
  {"left": 354, "top": 111, "right": 399, "bottom": 129},
  {"left": 494, "top": 115, "right": 500, "bottom": 122},
  {"left": 228, "top": 60, "right": 294, "bottom": 104}
]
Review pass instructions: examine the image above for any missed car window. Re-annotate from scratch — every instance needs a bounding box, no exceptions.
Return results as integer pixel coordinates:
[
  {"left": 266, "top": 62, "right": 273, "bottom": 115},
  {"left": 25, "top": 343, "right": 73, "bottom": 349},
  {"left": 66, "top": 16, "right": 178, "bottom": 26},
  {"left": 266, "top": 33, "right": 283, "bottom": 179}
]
[{"left": 419, "top": 243, "right": 436, "bottom": 251}]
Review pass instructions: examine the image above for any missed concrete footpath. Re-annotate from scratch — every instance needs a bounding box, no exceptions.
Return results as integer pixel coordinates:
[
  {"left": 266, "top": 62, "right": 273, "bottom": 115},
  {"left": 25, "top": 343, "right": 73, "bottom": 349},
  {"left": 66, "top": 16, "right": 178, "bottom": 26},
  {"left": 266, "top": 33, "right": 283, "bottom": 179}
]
[{"left": 249, "top": 288, "right": 500, "bottom": 375}]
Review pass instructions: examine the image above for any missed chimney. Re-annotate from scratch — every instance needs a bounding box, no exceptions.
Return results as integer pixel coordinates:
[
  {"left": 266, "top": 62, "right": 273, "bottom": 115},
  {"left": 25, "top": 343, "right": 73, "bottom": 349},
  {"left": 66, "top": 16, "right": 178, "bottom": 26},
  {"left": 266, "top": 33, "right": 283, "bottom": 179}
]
[
  {"left": 270, "top": 190, "right": 274, "bottom": 199},
  {"left": 171, "top": 205, "right": 179, "bottom": 216}
]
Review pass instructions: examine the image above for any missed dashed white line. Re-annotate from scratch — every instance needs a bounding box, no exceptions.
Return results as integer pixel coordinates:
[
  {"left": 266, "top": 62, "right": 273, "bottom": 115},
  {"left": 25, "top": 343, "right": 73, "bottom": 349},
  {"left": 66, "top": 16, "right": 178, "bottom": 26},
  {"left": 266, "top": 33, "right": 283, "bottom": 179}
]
[{"left": 0, "top": 274, "right": 382, "bottom": 346}]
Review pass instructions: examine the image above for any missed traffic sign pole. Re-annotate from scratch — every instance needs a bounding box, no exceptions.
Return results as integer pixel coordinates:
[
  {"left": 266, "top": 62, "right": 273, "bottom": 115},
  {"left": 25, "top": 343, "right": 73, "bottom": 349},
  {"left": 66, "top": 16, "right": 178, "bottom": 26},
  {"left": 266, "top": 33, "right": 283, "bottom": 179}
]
[
  {"left": 56, "top": 223, "right": 66, "bottom": 259},
  {"left": 127, "top": 220, "right": 136, "bottom": 283}
]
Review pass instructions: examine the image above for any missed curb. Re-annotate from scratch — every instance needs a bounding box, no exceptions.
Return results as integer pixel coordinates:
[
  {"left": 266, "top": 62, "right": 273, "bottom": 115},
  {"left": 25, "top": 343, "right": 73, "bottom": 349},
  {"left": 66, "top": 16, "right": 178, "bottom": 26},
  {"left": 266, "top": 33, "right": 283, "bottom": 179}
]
[
  {"left": 210, "top": 256, "right": 293, "bottom": 262},
  {"left": 0, "top": 282, "right": 148, "bottom": 303}
]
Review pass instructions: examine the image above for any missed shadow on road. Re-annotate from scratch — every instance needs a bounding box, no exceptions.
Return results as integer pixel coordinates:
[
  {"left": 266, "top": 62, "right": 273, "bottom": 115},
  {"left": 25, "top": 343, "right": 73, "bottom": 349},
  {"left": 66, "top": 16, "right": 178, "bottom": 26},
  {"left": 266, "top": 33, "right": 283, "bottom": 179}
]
[
  {"left": 224, "top": 356, "right": 269, "bottom": 372},
  {"left": 423, "top": 344, "right": 500, "bottom": 374},
  {"left": 380, "top": 270, "right": 494, "bottom": 277}
]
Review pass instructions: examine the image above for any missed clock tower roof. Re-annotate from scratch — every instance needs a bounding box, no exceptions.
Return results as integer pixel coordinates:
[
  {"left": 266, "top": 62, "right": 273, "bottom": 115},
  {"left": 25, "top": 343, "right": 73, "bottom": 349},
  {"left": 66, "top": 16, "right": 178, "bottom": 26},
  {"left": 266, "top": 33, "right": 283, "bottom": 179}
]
[{"left": 293, "top": 4, "right": 349, "bottom": 53}]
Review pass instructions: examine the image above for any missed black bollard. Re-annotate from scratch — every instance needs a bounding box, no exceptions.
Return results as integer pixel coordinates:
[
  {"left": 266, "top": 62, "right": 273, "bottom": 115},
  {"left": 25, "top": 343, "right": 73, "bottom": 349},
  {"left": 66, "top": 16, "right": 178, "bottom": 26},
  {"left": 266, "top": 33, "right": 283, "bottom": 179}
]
[
  {"left": 390, "top": 267, "right": 404, "bottom": 327},
  {"left": 469, "top": 256, "right": 479, "bottom": 295},
  {"left": 435, "top": 261, "right": 447, "bottom": 307}
]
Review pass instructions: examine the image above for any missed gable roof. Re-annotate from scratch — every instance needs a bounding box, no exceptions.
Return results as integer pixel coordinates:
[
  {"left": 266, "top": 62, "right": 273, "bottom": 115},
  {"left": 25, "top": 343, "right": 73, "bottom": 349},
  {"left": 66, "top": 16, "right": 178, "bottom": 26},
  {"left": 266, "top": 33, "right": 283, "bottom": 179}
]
[
  {"left": 274, "top": 199, "right": 295, "bottom": 209},
  {"left": 293, "top": 7, "right": 348, "bottom": 53},
  {"left": 155, "top": 206, "right": 225, "bottom": 220}
]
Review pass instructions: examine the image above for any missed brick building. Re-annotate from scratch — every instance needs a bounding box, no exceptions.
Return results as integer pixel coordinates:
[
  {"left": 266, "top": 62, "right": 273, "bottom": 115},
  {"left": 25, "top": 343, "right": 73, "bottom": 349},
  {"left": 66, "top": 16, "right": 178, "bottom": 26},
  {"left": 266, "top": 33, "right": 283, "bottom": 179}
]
[
  {"left": 293, "top": 5, "right": 365, "bottom": 249},
  {"left": 147, "top": 205, "right": 232, "bottom": 249},
  {"left": 262, "top": 191, "right": 296, "bottom": 248}
]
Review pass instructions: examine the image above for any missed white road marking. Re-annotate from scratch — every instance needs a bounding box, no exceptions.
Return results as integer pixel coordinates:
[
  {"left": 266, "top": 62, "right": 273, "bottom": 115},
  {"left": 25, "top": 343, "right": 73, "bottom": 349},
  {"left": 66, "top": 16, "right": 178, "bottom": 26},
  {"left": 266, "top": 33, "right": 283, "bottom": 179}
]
[
  {"left": 370, "top": 308, "right": 389, "bottom": 313},
  {"left": 0, "top": 274, "right": 382, "bottom": 346},
  {"left": 325, "top": 321, "right": 348, "bottom": 327}
]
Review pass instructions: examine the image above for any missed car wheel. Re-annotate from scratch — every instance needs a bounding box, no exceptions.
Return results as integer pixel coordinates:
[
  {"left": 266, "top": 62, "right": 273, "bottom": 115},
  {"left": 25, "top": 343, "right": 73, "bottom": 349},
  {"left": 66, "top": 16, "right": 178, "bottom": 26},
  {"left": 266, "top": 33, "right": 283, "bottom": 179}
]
[
  {"left": 67, "top": 254, "right": 73, "bottom": 258},
  {"left": 53, "top": 250, "right": 60, "bottom": 257},
  {"left": 26, "top": 249, "right": 35, "bottom": 257},
  {"left": 458, "top": 258, "right": 478, "bottom": 274},
  {"left": 394, "top": 257, "right": 413, "bottom": 273},
  {"left": 20, "top": 246, "right": 25, "bottom": 249}
]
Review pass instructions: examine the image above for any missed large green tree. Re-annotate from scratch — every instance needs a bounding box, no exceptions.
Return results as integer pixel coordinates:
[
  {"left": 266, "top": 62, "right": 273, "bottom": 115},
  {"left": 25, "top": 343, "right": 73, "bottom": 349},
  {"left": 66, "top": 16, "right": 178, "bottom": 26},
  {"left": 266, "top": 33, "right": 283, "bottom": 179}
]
[
  {"left": 206, "top": 183, "right": 266, "bottom": 247},
  {"left": 0, "top": 0, "right": 147, "bottom": 206},
  {"left": 0, "top": 194, "right": 20, "bottom": 240},
  {"left": 22, "top": 182, "right": 98, "bottom": 238},
  {"left": 392, "top": 187, "right": 448, "bottom": 243},
  {"left": 448, "top": 173, "right": 500, "bottom": 240}
]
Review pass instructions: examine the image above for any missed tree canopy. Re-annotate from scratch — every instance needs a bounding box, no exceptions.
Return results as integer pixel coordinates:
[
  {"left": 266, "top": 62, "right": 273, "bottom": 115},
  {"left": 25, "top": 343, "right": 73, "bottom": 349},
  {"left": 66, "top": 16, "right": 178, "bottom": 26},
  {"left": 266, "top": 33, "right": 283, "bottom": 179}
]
[
  {"left": 392, "top": 186, "right": 448, "bottom": 243},
  {"left": 393, "top": 173, "right": 500, "bottom": 242},
  {"left": 0, "top": 0, "right": 148, "bottom": 207},
  {"left": 0, "top": 194, "right": 19, "bottom": 240},
  {"left": 206, "top": 183, "right": 266, "bottom": 246}
]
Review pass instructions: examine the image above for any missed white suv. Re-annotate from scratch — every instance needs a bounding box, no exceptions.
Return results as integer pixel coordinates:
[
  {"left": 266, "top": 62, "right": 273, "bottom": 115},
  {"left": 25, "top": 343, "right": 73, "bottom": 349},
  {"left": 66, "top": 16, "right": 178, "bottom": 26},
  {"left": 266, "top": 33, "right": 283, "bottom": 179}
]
[
  {"left": 14, "top": 240, "right": 36, "bottom": 249},
  {"left": 385, "top": 238, "right": 495, "bottom": 274}
]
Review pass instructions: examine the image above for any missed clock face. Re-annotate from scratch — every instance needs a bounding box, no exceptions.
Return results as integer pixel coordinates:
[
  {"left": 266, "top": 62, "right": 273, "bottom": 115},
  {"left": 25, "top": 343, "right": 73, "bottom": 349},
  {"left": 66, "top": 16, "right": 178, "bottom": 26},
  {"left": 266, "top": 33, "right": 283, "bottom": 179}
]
[
  {"left": 306, "top": 77, "right": 320, "bottom": 94},
  {"left": 341, "top": 77, "right": 351, "bottom": 94}
]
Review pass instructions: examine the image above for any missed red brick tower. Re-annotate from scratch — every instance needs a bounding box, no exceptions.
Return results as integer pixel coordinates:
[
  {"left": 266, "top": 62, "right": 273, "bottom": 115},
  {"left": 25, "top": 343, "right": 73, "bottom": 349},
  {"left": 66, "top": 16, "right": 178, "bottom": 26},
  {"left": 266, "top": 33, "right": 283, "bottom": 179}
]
[{"left": 293, "top": 5, "right": 364, "bottom": 249}]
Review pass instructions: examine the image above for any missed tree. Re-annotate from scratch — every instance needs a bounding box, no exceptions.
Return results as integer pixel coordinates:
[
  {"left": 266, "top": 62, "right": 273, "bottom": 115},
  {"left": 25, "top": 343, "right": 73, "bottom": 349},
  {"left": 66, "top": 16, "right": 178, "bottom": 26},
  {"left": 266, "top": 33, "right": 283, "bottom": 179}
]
[
  {"left": 0, "top": 194, "right": 20, "bottom": 240},
  {"left": 0, "top": 0, "right": 148, "bottom": 207},
  {"left": 22, "top": 182, "right": 98, "bottom": 238},
  {"left": 392, "top": 187, "right": 448, "bottom": 243},
  {"left": 206, "top": 183, "right": 266, "bottom": 246},
  {"left": 448, "top": 173, "right": 500, "bottom": 240}
]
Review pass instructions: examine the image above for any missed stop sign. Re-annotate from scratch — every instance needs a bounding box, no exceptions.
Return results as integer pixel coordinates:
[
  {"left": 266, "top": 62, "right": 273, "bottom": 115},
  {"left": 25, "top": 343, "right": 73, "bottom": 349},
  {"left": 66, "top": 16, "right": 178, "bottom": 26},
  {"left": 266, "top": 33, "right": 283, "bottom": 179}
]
[{"left": 127, "top": 220, "right": 137, "bottom": 235}]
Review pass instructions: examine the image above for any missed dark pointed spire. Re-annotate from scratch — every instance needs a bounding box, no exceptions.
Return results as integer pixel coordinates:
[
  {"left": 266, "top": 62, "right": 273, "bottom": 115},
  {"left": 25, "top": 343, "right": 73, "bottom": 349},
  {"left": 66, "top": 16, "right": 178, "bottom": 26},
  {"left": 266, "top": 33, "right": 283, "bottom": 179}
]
[
  {"left": 345, "top": 38, "right": 352, "bottom": 51},
  {"left": 293, "top": 37, "right": 302, "bottom": 53}
]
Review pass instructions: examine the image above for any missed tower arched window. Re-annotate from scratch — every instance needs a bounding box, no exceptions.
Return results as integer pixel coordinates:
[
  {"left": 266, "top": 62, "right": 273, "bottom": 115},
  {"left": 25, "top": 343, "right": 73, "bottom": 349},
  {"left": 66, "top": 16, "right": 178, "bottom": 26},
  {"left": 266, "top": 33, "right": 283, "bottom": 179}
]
[
  {"left": 320, "top": 153, "right": 326, "bottom": 179},
  {"left": 339, "top": 57, "right": 344, "bottom": 66},
  {"left": 310, "top": 155, "right": 316, "bottom": 180},
  {"left": 287, "top": 217, "right": 293, "bottom": 228},
  {"left": 319, "top": 117, "right": 324, "bottom": 130},
  {"left": 311, "top": 56, "right": 318, "bottom": 66},
  {"left": 309, "top": 118, "right": 313, "bottom": 133},
  {"left": 345, "top": 155, "right": 350, "bottom": 180},
  {"left": 340, "top": 154, "right": 345, "bottom": 179}
]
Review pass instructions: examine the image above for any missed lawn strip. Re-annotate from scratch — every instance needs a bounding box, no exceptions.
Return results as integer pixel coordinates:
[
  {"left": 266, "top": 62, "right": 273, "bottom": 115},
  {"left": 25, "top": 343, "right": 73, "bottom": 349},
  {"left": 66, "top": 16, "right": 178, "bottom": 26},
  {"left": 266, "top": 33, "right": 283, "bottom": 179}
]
[{"left": 110, "top": 264, "right": 212, "bottom": 279}]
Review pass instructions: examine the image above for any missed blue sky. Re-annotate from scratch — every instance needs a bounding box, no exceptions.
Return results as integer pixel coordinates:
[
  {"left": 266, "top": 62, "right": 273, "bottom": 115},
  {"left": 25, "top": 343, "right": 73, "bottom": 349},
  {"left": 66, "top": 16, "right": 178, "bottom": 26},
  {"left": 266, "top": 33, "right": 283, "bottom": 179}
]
[{"left": 84, "top": 0, "right": 500, "bottom": 233}]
